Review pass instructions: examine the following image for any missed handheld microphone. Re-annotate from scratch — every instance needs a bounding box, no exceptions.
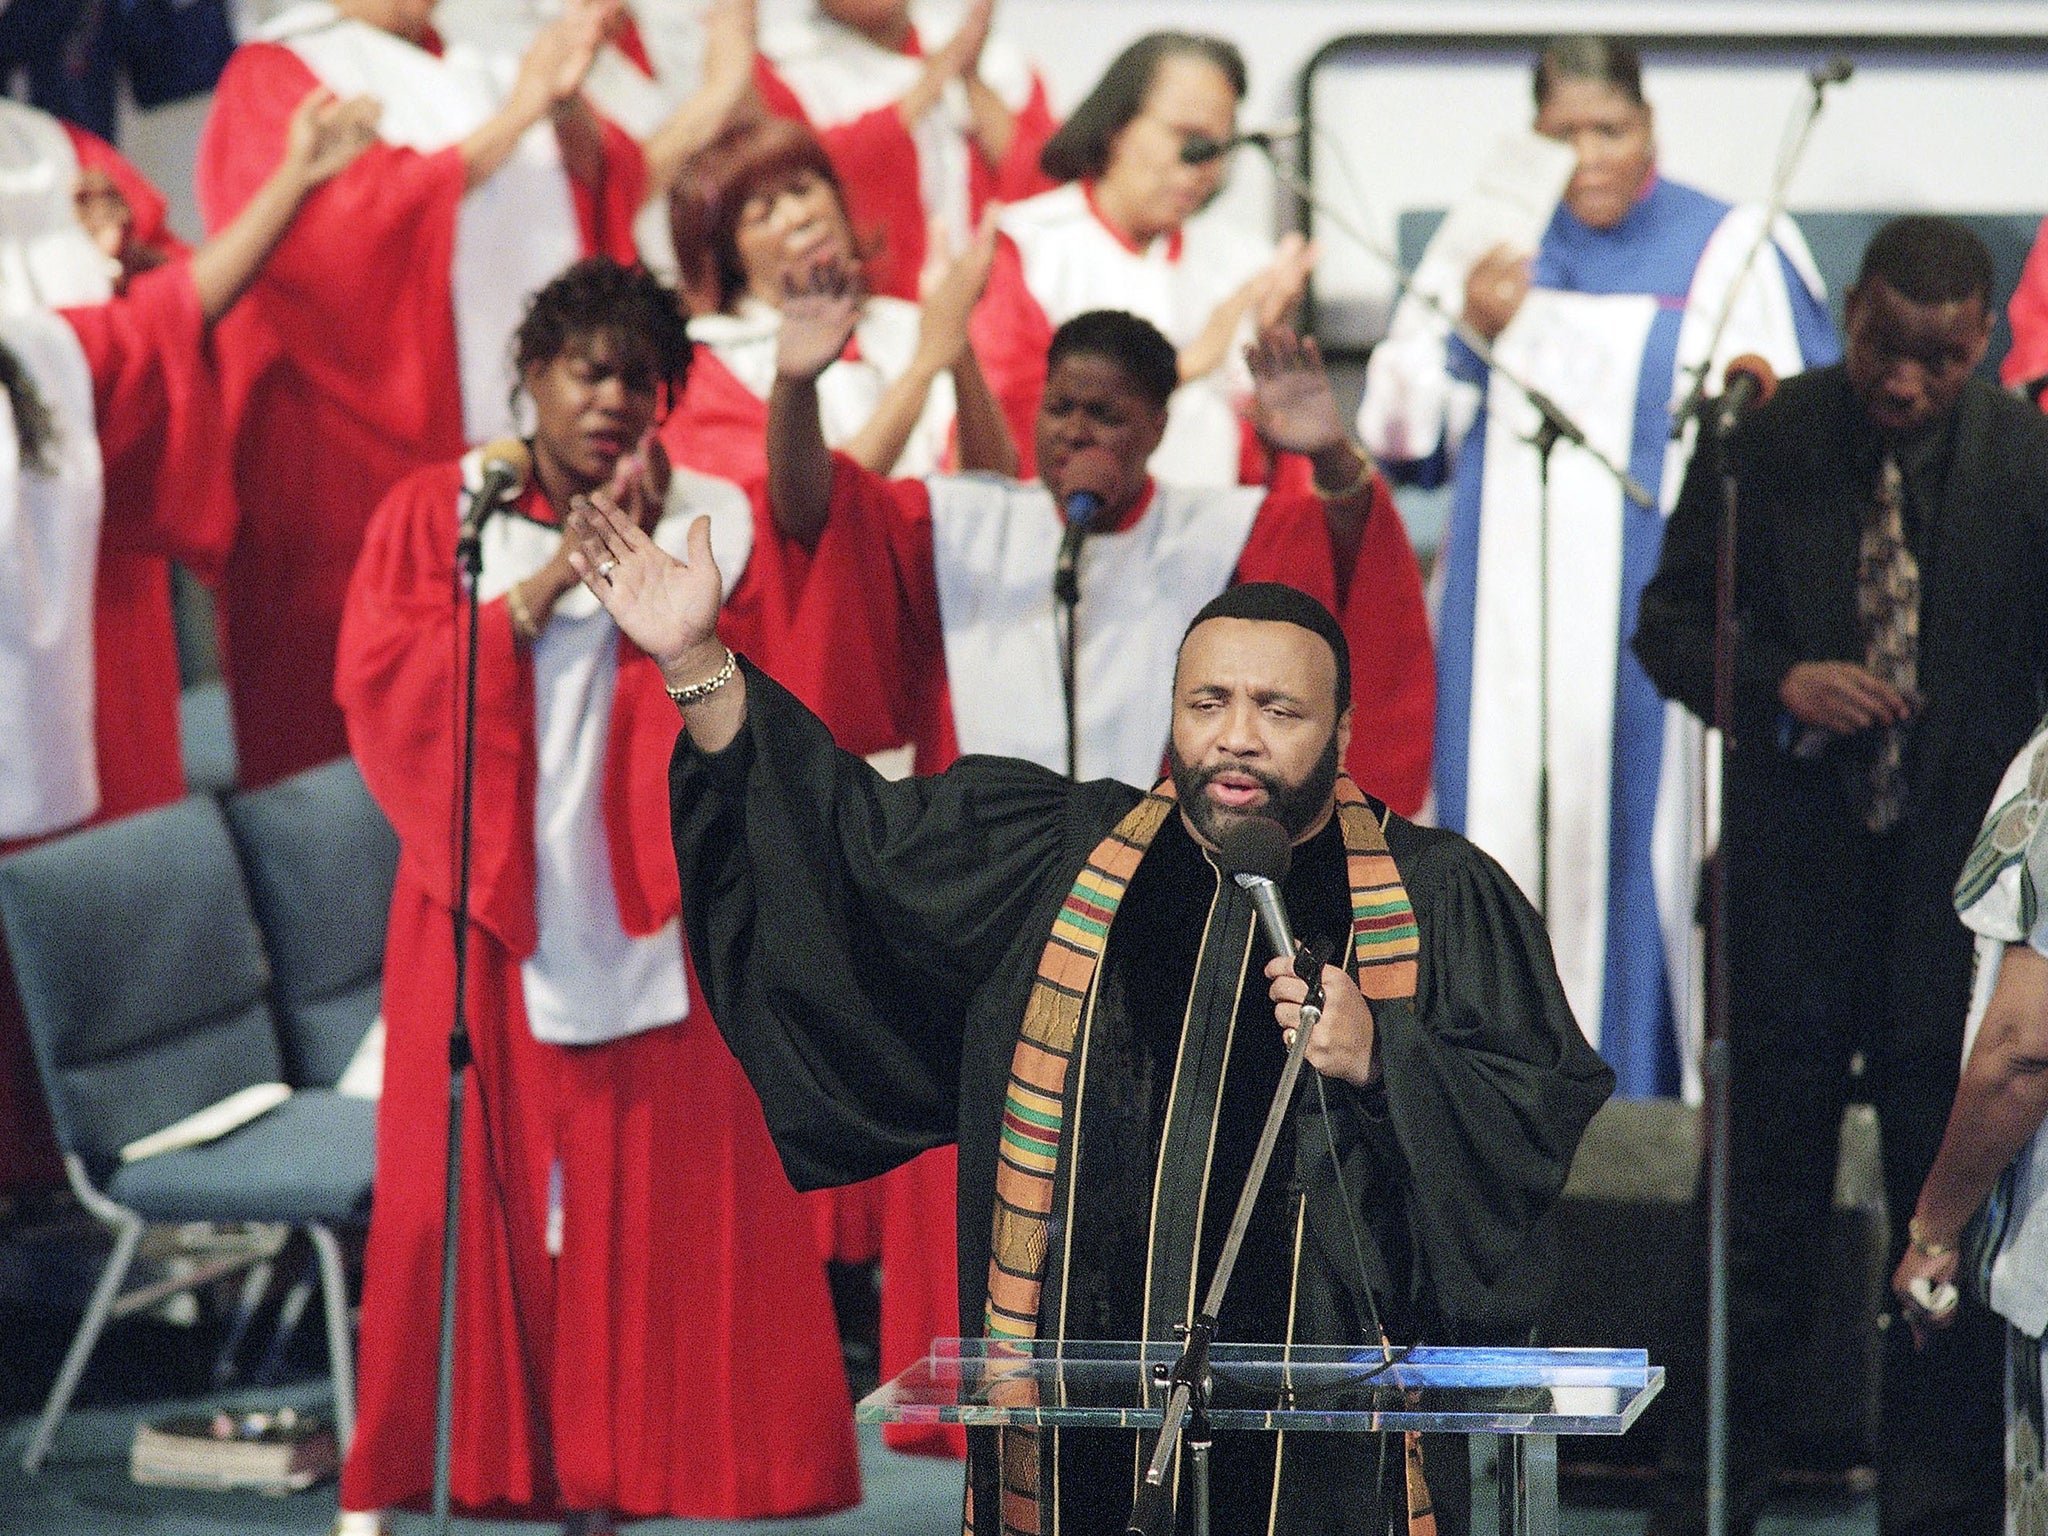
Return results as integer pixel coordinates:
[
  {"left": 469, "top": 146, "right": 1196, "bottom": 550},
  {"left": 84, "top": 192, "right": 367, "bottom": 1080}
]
[
  {"left": 457, "top": 438, "right": 533, "bottom": 553},
  {"left": 1218, "top": 817, "right": 1324, "bottom": 1032},
  {"left": 1714, "top": 354, "right": 1778, "bottom": 438},
  {"left": 1179, "top": 120, "right": 1302, "bottom": 167},
  {"left": 1808, "top": 56, "right": 1854, "bottom": 90}
]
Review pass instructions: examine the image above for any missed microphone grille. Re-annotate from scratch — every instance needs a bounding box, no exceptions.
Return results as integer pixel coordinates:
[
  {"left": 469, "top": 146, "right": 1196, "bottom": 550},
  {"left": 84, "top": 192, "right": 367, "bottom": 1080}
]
[
  {"left": 1217, "top": 816, "right": 1291, "bottom": 883},
  {"left": 1724, "top": 353, "right": 1778, "bottom": 407},
  {"left": 480, "top": 437, "right": 532, "bottom": 483}
]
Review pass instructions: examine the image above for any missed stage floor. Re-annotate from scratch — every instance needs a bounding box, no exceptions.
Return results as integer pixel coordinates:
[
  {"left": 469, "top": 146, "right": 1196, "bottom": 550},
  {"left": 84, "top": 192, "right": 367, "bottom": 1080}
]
[{"left": 0, "top": 1396, "right": 1879, "bottom": 1536}]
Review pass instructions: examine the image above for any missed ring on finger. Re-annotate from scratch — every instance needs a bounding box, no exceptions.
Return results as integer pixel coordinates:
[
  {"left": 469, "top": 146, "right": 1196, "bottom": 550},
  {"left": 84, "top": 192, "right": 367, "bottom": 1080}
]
[{"left": 596, "top": 557, "right": 618, "bottom": 584}]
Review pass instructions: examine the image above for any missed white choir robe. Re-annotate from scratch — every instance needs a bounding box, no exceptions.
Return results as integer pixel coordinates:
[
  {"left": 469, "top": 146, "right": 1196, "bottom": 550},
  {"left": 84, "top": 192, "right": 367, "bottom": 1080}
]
[
  {"left": 1358, "top": 176, "right": 1840, "bottom": 1099},
  {"left": 971, "top": 181, "right": 1276, "bottom": 488}
]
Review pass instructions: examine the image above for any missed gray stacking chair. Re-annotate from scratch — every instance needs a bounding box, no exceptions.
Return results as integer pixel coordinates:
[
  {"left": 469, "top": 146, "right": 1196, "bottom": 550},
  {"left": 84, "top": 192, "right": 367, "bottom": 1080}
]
[
  {"left": 0, "top": 796, "right": 374, "bottom": 1473},
  {"left": 224, "top": 757, "right": 398, "bottom": 1089}
]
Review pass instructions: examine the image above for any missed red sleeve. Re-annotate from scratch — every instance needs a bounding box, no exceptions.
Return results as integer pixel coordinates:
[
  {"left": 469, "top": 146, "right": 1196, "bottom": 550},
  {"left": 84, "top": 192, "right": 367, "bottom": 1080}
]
[
  {"left": 196, "top": 43, "right": 468, "bottom": 451},
  {"left": 63, "top": 123, "right": 190, "bottom": 260},
  {"left": 61, "top": 263, "right": 234, "bottom": 580},
  {"left": 754, "top": 59, "right": 812, "bottom": 126},
  {"left": 769, "top": 452, "right": 940, "bottom": 758},
  {"left": 334, "top": 464, "right": 540, "bottom": 957},
  {"left": 609, "top": 11, "right": 655, "bottom": 76},
  {"left": 660, "top": 345, "right": 771, "bottom": 499},
  {"left": 818, "top": 105, "right": 926, "bottom": 301},
  {"left": 972, "top": 74, "right": 1058, "bottom": 210},
  {"left": 2008, "top": 218, "right": 2048, "bottom": 394},
  {"left": 573, "top": 113, "right": 648, "bottom": 262},
  {"left": 1235, "top": 479, "right": 1435, "bottom": 817},
  {"left": 651, "top": 356, "right": 817, "bottom": 673},
  {"left": 966, "top": 231, "right": 1051, "bottom": 477}
]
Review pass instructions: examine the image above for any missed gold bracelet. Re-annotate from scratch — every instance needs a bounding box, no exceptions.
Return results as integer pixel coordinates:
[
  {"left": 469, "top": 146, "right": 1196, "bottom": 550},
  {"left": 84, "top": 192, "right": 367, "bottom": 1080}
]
[
  {"left": 506, "top": 580, "right": 540, "bottom": 643},
  {"left": 1311, "top": 442, "right": 1372, "bottom": 500},
  {"left": 1907, "top": 1216, "right": 1955, "bottom": 1260},
  {"left": 665, "top": 647, "right": 737, "bottom": 709}
]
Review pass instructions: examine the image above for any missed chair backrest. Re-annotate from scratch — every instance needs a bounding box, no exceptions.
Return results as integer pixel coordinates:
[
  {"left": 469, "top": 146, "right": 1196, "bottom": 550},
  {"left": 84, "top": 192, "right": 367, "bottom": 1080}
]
[
  {"left": 0, "top": 796, "right": 283, "bottom": 1180},
  {"left": 222, "top": 757, "right": 399, "bottom": 1089}
]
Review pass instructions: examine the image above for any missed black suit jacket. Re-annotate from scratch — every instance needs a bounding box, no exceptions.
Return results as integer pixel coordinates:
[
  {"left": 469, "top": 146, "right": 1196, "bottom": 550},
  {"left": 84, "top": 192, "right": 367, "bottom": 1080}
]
[{"left": 1634, "top": 364, "right": 2048, "bottom": 862}]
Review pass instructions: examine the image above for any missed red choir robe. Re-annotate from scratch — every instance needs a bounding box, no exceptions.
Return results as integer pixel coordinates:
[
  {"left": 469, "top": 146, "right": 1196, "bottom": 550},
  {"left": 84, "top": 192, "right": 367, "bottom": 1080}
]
[
  {"left": 660, "top": 314, "right": 958, "bottom": 1264},
  {"left": 969, "top": 181, "right": 1281, "bottom": 487},
  {"left": 786, "top": 451, "right": 1435, "bottom": 1452},
  {"left": 758, "top": 8, "right": 1056, "bottom": 302},
  {"left": 0, "top": 264, "right": 233, "bottom": 1193},
  {"left": 196, "top": 29, "right": 646, "bottom": 789},
  {"left": 2009, "top": 216, "right": 2048, "bottom": 398},
  {"left": 333, "top": 463, "right": 860, "bottom": 1518}
]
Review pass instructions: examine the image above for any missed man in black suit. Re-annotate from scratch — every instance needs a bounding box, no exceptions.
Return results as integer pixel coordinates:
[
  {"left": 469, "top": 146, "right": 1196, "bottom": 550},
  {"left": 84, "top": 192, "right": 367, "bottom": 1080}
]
[{"left": 1634, "top": 215, "right": 2048, "bottom": 1536}]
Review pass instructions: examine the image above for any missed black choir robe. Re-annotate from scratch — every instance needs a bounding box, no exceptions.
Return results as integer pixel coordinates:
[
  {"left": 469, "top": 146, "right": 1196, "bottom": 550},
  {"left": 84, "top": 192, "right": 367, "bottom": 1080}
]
[{"left": 672, "top": 665, "right": 1615, "bottom": 1535}]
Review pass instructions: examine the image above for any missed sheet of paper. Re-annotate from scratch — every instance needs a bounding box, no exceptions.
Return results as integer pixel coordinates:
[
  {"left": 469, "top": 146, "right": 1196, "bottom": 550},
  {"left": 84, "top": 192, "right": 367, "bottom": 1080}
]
[
  {"left": 1409, "top": 130, "right": 1578, "bottom": 316},
  {"left": 120, "top": 1082, "right": 292, "bottom": 1163}
]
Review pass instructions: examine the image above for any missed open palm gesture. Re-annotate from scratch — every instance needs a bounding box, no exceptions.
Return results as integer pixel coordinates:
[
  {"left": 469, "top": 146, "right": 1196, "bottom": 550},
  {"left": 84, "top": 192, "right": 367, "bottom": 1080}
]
[
  {"left": 1247, "top": 325, "right": 1345, "bottom": 456},
  {"left": 776, "top": 258, "right": 862, "bottom": 383},
  {"left": 566, "top": 494, "right": 721, "bottom": 669}
]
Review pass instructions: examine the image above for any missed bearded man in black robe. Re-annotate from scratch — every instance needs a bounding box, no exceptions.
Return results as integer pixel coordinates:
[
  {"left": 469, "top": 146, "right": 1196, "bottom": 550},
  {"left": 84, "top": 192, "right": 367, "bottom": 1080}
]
[{"left": 563, "top": 466, "right": 1614, "bottom": 1536}]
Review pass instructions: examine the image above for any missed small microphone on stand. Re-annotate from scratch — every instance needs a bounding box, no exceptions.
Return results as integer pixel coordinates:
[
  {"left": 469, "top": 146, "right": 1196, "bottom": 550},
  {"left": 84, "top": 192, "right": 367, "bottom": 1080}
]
[
  {"left": 456, "top": 438, "right": 533, "bottom": 559},
  {"left": 1179, "top": 120, "right": 1302, "bottom": 166},
  {"left": 1051, "top": 447, "right": 1116, "bottom": 605},
  {"left": 1808, "top": 56, "right": 1855, "bottom": 90},
  {"left": 1053, "top": 488, "right": 1103, "bottom": 606},
  {"left": 1714, "top": 354, "right": 1778, "bottom": 438},
  {"left": 1053, "top": 448, "right": 1118, "bottom": 778}
]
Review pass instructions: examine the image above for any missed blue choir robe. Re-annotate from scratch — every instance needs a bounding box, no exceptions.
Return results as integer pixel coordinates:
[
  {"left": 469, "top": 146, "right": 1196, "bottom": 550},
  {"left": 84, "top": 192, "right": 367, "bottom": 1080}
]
[{"left": 1358, "top": 175, "right": 1840, "bottom": 1098}]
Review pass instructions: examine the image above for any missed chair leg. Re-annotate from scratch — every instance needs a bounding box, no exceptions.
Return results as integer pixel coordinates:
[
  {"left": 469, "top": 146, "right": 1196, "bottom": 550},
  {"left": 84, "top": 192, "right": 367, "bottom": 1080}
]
[
  {"left": 306, "top": 1222, "right": 355, "bottom": 1456},
  {"left": 22, "top": 1207, "right": 144, "bottom": 1473}
]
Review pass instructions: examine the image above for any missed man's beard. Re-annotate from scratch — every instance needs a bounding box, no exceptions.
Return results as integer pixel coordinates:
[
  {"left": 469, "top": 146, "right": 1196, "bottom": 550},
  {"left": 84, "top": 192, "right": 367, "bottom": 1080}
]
[{"left": 1169, "top": 730, "right": 1342, "bottom": 848}]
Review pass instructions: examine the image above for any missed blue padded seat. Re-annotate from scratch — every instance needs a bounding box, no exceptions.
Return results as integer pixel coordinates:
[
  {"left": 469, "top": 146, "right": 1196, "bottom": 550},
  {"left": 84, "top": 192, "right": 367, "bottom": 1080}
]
[
  {"left": 223, "top": 757, "right": 398, "bottom": 1089},
  {"left": 106, "top": 1091, "right": 375, "bottom": 1224}
]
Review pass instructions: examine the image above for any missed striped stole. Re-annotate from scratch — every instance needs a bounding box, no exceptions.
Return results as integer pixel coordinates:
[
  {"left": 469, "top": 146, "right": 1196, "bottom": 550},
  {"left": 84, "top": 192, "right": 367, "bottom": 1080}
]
[{"left": 970, "top": 775, "right": 1427, "bottom": 1536}]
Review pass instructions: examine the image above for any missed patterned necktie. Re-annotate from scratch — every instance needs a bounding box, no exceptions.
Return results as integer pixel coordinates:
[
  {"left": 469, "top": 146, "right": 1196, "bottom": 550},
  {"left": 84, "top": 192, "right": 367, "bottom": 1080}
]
[{"left": 1855, "top": 453, "right": 1919, "bottom": 833}]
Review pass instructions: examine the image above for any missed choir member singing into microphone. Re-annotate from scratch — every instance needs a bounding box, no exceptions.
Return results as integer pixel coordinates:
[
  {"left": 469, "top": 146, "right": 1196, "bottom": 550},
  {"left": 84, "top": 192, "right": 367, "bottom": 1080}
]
[
  {"left": 967, "top": 30, "right": 1321, "bottom": 486},
  {"left": 198, "top": 0, "right": 760, "bottom": 788},
  {"left": 332, "top": 258, "right": 859, "bottom": 1536}
]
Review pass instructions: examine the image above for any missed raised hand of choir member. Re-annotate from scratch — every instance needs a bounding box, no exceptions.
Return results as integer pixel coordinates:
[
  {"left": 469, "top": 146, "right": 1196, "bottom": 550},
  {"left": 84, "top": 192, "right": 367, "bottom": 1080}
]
[
  {"left": 757, "top": 0, "right": 1058, "bottom": 300},
  {"left": 661, "top": 114, "right": 1012, "bottom": 529}
]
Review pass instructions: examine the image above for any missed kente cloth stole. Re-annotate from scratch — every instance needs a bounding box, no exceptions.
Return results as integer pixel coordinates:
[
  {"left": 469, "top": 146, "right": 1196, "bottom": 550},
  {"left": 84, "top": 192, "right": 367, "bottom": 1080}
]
[{"left": 967, "top": 775, "right": 1431, "bottom": 1536}]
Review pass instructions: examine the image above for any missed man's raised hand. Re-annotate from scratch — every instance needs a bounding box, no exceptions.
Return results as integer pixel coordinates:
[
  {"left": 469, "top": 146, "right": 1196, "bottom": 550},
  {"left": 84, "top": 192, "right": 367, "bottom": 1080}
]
[{"left": 566, "top": 494, "right": 722, "bottom": 672}]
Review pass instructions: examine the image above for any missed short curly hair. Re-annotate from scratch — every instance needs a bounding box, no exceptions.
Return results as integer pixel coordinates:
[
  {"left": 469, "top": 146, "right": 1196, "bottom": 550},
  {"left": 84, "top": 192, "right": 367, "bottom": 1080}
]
[
  {"left": 1045, "top": 310, "right": 1180, "bottom": 408},
  {"left": 510, "top": 257, "right": 694, "bottom": 413}
]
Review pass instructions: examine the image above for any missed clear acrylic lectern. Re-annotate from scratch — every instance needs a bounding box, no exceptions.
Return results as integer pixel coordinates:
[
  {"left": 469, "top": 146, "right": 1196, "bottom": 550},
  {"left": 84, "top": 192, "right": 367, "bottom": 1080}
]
[{"left": 861, "top": 1339, "right": 1663, "bottom": 1536}]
